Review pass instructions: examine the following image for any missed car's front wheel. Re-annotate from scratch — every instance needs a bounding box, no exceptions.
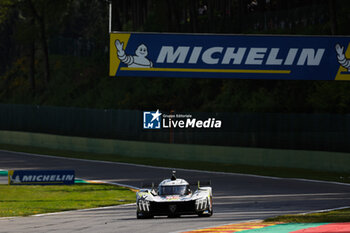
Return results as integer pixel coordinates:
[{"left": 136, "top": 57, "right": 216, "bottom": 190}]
[
  {"left": 198, "top": 209, "right": 212, "bottom": 217},
  {"left": 198, "top": 198, "right": 213, "bottom": 217}
]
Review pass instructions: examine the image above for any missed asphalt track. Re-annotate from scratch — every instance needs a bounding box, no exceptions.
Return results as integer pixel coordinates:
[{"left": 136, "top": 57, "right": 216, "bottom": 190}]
[{"left": 1, "top": 150, "right": 350, "bottom": 233}]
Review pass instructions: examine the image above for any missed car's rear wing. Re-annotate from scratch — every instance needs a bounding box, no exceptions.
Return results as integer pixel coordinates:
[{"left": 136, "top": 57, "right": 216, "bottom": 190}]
[
  {"left": 189, "top": 180, "right": 211, "bottom": 188},
  {"left": 140, "top": 180, "right": 211, "bottom": 189}
]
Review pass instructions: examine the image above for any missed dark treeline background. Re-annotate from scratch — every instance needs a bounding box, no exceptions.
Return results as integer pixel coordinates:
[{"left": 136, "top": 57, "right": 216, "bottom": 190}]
[{"left": 1, "top": 0, "right": 350, "bottom": 113}]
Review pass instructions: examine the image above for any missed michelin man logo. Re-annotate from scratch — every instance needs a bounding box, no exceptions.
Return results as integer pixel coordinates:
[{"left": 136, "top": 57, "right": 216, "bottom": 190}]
[
  {"left": 10, "top": 175, "right": 21, "bottom": 184},
  {"left": 143, "top": 110, "right": 162, "bottom": 129},
  {"left": 336, "top": 43, "right": 350, "bottom": 72},
  {"left": 115, "top": 40, "right": 153, "bottom": 68}
]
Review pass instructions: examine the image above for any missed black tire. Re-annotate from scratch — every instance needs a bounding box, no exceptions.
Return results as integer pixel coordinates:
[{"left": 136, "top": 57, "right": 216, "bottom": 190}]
[
  {"left": 208, "top": 208, "right": 213, "bottom": 216},
  {"left": 137, "top": 212, "right": 143, "bottom": 219},
  {"left": 198, "top": 211, "right": 212, "bottom": 217},
  {"left": 198, "top": 198, "right": 213, "bottom": 217},
  {"left": 137, "top": 212, "right": 153, "bottom": 219},
  {"left": 167, "top": 214, "right": 180, "bottom": 218}
]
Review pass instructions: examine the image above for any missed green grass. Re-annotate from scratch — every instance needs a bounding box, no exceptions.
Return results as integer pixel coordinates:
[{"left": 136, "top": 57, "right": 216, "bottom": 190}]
[
  {"left": 0, "top": 184, "right": 135, "bottom": 217},
  {"left": 0, "top": 143, "right": 350, "bottom": 184},
  {"left": 265, "top": 208, "right": 350, "bottom": 223}
]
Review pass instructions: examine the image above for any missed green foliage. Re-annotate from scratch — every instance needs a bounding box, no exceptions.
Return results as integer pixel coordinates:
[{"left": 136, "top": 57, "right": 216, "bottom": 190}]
[
  {"left": 265, "top": 208, "right": 350, "bottom": 223},
  {"left": 307, "top": 82, "right": 350, "bottom": 114},
  {"left": 0, "top": 184, "right": 135, "bottom": 217},
  {"left": 1, "top": 0, "right": 350, "bottom": 113},
  {"left": 0, "top": 0, "right": 13, "bottom": 24}
]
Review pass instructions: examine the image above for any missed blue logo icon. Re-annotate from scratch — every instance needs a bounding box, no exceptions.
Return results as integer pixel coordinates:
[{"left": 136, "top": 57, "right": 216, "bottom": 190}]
[{"left": 143, "top": 110, "right": 162, "bottom": 129}]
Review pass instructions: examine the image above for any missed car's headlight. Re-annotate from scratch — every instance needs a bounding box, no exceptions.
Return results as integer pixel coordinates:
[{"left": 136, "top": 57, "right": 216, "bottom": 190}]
[
  {"left": 195, "top": 198, "right": 207, "bottom": 211},
  {"left": 138, "top": 200, "right": 150, "bottom": 212}
]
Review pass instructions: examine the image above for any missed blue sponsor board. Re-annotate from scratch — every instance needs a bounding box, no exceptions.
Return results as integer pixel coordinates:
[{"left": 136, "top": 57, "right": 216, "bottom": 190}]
[
  {"left": 8, "top": 170, "right": 75, "bottom": 185},
  {"left": 110, "top": 32, "right": 350, "bottom": 81}
]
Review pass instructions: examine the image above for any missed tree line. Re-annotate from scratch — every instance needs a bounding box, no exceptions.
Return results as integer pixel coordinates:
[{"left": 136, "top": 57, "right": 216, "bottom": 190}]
[{"left": 0, "top": 0, "right": 350, "bottom": 114}]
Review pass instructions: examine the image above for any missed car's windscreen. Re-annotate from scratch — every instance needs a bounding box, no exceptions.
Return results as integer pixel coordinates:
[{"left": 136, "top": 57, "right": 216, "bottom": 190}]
[{"left": 158, "top": 185, "right": 188, "bottom": 195}]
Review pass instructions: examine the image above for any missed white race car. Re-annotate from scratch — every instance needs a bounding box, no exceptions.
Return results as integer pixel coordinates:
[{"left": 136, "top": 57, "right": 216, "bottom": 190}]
[{"left": 136, "top": 171, "right": 213, "bottom": 219}]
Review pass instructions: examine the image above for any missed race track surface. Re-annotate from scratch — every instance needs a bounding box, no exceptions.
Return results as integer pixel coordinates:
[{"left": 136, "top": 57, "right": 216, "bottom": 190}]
[{"left": 1, "top": 150, "right": 350, "bottom": 233}]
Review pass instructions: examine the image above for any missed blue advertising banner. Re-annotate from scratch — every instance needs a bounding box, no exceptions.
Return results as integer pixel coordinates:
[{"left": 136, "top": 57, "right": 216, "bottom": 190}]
[
  {"left": 8, "top": 170, "right": 75, "bottom": 185},
  {"left": 109, "top": 32, "right": 350, "bottom": 81}
]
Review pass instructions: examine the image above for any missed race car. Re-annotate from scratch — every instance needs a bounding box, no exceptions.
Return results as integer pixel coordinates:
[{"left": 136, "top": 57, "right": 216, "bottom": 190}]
[{"left": 136, "top": 171, "right": 213, "bottom": 219}]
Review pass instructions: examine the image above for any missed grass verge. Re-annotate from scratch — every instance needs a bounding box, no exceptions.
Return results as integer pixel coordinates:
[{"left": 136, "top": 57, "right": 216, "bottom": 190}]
[
  {"left": 0, "top": 184, "right": 135, "bottom": 217},
  {"left": 265, "top": 208, "right": 350, "bottom": 223},
  {"left": 0, "top": 143, "right": 349, "bottom": 184}
]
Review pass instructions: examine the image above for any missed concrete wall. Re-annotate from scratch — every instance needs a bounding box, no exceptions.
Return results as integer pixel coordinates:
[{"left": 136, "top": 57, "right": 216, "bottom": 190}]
[{"left": 1, "top": 130, "right": 349, "bottom": 173}]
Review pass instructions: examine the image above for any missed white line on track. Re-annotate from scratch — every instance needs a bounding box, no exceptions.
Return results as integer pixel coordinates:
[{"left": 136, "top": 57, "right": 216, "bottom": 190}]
[
  {"left": 214, "top": 192, "right": 350, "bottom": 199},
  {"left": 1, "top": 149, "right": 350, "bottom": 187},
  {"left": 1, "top": 149, "right": 350, "bottom": 223},
  {"left": 300, "top": 206, "right": 350, "bottom": 215},
  {"left": 32, "top": 203, "right": 136, "bottom": 217},
  {"left": 3, "top": 203, "right": 347, "bottom": 221},
  {"left": 0, "top": 205, "right": 128, "bottom": 220},
  {"left": 78, "top": 178, "right": 140, "bottom": 190}
]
